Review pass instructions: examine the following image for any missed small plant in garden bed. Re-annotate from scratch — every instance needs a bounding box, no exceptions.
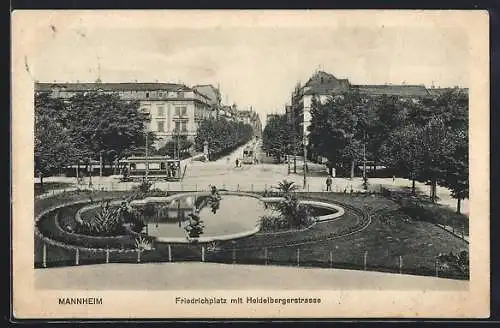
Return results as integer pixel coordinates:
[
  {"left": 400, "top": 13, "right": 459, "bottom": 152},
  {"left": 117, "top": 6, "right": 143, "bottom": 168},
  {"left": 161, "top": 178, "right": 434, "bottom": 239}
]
[
  {"left": 206, "top": 241, "right": 221, "bottom": 253},
  {"left": 76, "top": 200, "right": 124, "bottom": 236},
  {"left": 437, "top": 250, "right": 469, "bottom": 275},
  {"left": 184, "top": 212, "right": 205, "bottom": 241},
  {"left": 135, "top": 236, "right": 153, "bottom": 251},
  {"left": 260, "top": 180, "right": 315, "bottom": 232}
]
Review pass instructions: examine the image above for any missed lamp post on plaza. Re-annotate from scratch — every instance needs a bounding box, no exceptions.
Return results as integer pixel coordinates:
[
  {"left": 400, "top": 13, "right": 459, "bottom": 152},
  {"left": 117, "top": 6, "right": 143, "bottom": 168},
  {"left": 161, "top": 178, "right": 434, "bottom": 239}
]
[
  {"left": 145, "top": 130, "right": 149, "bottom": 180},
  {"left": 303, "top": 135, "right": 308, "bottom": 189},
  {"left": 142, "top": 111, "right": 151, "bottom": 180},
  {"left": 292, "top": 108, "right": 297, "bottom": 174},
  {"left": 99, "top": 150, "right": 103, "bottom": 178},
  {"left": 87, "top": 156, "right": 93, "bottom": 188},
  {"left": 363, "top": 132, "right": 367, "bottom": 180}
]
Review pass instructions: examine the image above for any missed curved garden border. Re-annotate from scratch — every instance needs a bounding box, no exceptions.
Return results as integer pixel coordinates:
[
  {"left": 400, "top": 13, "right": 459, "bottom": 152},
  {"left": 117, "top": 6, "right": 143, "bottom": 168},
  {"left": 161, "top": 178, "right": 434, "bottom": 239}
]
[
  {"left": 35, "top": 199, "right": 144, "bottom": 254},
  {"left": 36, "top": 191, "right": 364, "bottom": 251},
  {"left": 222, "top": 198, "right": 373, "bottom": 251}
]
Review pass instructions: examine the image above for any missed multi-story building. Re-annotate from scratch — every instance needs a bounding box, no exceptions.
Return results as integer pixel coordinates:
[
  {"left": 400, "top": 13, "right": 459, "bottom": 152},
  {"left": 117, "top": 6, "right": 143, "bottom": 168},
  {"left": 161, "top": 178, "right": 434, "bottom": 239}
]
[
  {"left": 291, "top": 70, "right": 467, "bottom": 147},
  {"left": 217, "top": 104, "right": 239, "bottom": 121},
  {"left": 236, "top": 108, "right": 262, "bottom": 138},
  {"left": 35, "top": 82, "right": 214, "bottom": 148},
  {"left": 192, "top": 84, "right": 222, "bottom": 119}
]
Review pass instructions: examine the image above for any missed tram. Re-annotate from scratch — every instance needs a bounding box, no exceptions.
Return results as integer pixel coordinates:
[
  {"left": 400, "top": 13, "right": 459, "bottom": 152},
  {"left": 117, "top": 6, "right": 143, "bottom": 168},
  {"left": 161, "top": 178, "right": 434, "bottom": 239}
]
[
  {"left": 121, "top": 156, "right": 183, "bottom": 181},
  {"left": 242, "top": 146, "right": 256, "bottom": 164}
]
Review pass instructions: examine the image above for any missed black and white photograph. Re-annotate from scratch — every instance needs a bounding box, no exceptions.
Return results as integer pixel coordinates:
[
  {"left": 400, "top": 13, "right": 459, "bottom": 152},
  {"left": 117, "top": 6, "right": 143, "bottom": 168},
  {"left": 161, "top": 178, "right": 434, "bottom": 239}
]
[{"left": 12, "top": 10, "right": 489, "bottom": 318}]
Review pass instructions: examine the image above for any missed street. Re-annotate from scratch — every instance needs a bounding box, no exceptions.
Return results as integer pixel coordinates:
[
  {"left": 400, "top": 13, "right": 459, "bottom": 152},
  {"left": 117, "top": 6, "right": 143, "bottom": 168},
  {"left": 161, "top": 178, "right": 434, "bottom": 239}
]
[{"left": 39, "top": 139, "right": 468, "bottom": 214}]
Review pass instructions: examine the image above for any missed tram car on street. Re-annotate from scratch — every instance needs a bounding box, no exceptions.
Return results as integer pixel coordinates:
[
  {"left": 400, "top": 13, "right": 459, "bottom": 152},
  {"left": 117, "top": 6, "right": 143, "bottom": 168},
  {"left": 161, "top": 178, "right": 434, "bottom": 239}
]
[
  {"left": 120, "top": 156, "right": 183, "bottom": 181},
  {"left": 242, "top": 146, "right": 256, "bottom": 164}
]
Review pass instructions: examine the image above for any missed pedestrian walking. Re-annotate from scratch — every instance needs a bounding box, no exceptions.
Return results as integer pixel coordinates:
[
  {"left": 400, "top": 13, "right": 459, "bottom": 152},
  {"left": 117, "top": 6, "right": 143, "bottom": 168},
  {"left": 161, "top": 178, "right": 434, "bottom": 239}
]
[
  {"left": 392, "top": 175, "right": 396, "bottom": 183},
  {"left": 326, "top": 175, "right": 333, "bottom": 192},
  {"left": 235, "top": 158, "right": 239, "bottom": 168}
]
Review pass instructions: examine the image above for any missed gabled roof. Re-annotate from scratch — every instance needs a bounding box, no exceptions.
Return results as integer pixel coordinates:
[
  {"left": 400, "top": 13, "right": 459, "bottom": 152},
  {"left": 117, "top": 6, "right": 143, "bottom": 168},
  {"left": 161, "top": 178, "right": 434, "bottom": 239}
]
[
  {"left": 303, "top": 71, "right": 351, "bottom": 95},
  {"left": 352, "top": 84, "right": 431, "bottom": 97},
  {"left": 427, "top": 87, "right": 469, "bottom": 97},
  {"left": 35, "top": 82, "right": 190, "bottom": 93},
  {"left": 192, "top": 84, "right": 221, "bottom": 103}
]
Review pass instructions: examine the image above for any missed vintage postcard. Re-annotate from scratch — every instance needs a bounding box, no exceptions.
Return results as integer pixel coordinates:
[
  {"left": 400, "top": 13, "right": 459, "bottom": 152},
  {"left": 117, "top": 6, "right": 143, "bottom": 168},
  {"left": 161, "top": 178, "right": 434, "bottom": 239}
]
[{"left": 12, "top": 10, "right": 490, "bottom": 319}]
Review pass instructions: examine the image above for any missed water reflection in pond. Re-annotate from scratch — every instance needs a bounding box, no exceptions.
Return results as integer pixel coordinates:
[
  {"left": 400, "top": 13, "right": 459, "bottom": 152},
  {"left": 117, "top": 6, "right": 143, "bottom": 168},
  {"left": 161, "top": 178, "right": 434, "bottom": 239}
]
[{"left": 146, "top": 195, "right": 269, "bottom": 239}]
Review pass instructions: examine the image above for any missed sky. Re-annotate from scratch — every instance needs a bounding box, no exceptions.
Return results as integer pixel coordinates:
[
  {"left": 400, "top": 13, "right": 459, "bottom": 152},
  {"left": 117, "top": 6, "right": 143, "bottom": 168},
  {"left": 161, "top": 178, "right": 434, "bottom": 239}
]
[{"left": 31, "top": 15, "right": 470, "bottom": 121}]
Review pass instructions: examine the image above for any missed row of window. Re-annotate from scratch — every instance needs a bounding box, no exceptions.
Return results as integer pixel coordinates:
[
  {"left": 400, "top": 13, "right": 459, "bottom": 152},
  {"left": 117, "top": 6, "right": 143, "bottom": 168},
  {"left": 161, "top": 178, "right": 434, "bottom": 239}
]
[
  {"left": 156, "top": 121, "right": 188, "bottom": 133},
  {"left": 145, "top": 91, "right": 184, "bottom": 99},
  {"left": 144, "top": 106, "right": 188, "bottom": 117}
]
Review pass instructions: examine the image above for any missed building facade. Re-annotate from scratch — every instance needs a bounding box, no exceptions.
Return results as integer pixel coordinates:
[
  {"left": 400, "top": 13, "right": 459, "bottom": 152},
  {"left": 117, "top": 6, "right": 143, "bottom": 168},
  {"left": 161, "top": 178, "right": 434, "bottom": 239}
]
[
  {"left": 290, "top": 70, "right": 468, "bottom": 146},
  {"left": 192, "top": 84, "right": 222, "bottom": 114},
  {"left": 237, "top": 108, "right": 262, "bottom": 138},
  {"left": 35, "top": 82, "right": 214, "bottom": 148}
]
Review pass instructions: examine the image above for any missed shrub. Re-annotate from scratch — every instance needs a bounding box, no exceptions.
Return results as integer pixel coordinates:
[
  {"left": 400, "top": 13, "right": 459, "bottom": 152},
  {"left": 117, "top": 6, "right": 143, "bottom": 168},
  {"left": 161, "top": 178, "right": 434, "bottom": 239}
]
[
  {"left": 260, "top": 215, "right": 288, "bottom": 232},
  {"left": 76, "top": 200, "right": 124, "bottom": 236},
  {"left": 273, "top": 194, "right": 312, "bottom": 229},
  {"left": 184, "top": 213, "right": 205, "bottom": 239},
  {"left": 119, "top": 203, "right": 146, "bottom": 233},
  {"left": 437, "top": 250, "right": 469, "bottom": 275},
  {"left": 147, "top": 188, "right": 169, "bottom": 197},
  {"left": 397, "top": 200, "right": 468, "bottom": 232}
]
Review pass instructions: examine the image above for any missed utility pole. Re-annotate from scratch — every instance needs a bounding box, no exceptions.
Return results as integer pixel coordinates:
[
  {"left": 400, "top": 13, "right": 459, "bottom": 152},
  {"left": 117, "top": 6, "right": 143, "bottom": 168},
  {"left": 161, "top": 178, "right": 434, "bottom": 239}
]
[
  {"left": 303, "top": 135, "right": 307, "bottom": 189},
  {"left": 145, "top": 131, "right": 149, "bottom": 179},
  {"left": 293, "top": 110, "right": 297, "bottom": 174}
]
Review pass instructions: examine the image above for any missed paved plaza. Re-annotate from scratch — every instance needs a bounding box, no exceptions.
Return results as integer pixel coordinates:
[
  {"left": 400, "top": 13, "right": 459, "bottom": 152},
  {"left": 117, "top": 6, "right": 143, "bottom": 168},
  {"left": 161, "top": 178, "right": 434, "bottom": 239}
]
[{"left": 35, "top": 262, "right": 468, "bottom": 290}]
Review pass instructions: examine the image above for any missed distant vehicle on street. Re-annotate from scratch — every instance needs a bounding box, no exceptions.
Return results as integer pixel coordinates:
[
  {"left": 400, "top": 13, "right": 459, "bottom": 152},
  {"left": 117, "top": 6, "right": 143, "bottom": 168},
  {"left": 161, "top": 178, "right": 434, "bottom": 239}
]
[
  {"left": 242, "top": 146, "right": 256, "bottom": 164},
  {"left": 120, "top": 156, "right": 183, "bottom": 181}
]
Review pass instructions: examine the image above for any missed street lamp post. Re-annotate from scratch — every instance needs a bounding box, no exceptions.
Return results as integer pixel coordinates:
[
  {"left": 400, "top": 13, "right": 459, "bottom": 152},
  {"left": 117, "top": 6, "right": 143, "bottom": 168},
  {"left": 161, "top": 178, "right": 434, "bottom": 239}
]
[
  {"left": 293, "top": 114, "right": 297, "bottom": 174},
  {"left": 145, "top": 130, "right": 149, "bottom": 180},
  {"left": 88, "top": 156, "right": 93, "bottom": 187},
  {"left": 99, "top": 151, "right": 103, "bottom": 179},
  {"left": 303, "top": 135, "right": 307, "bottom": 189},
  {"left": 177, "top": 130, "right": 181, "bottom": 160}
]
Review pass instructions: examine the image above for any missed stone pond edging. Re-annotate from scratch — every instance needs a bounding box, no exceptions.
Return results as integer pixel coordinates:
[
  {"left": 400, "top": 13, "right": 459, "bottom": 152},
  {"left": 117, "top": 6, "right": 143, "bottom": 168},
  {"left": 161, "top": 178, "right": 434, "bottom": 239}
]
[{"left": 36, "top": 190, "right": 348, "bottom": 248}]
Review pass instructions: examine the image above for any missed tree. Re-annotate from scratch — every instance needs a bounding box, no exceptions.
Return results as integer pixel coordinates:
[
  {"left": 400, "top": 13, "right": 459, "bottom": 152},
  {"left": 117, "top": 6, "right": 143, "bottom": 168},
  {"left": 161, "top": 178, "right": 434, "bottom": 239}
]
[
  {"left": 380, "top": 123, "right": 425, "bottom": 194},
  {"left": 156, "top": 136, "right": 193, "bottom": 158},
  {"left": 439, "top": 128, "right": 469, "bottom": 213},
  {"left": 65, "top": 92, "right": 154, "bottom": 165},
  {"left": 308, "top": 95, "right": 342, "bottom": 173},
  {"left": 34, "top": 93, "right": 76, "bottom": 187},
  {"left": 195, "top": 117, "right": 253, "bottom": 158},
  {"left": 262, "top": 114, "right": 290, "bottom": 163},
  {"left": 308, "top": 91, "right": 368, "bottom": 178}
]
